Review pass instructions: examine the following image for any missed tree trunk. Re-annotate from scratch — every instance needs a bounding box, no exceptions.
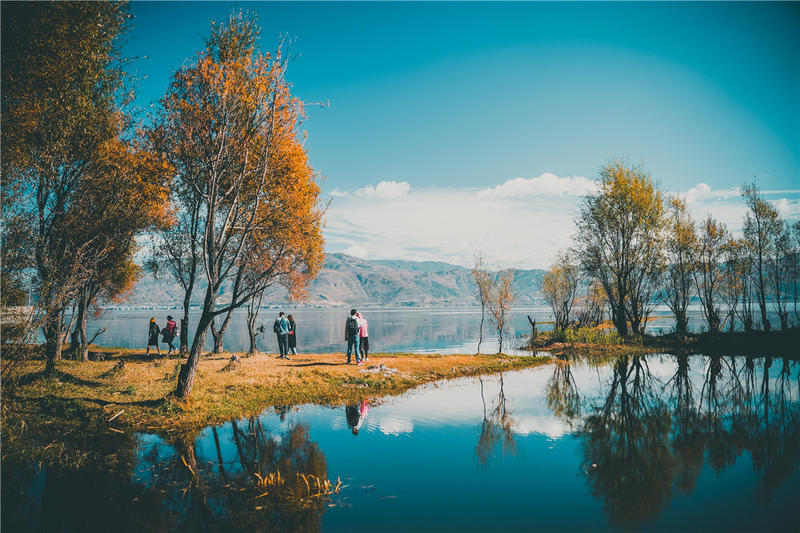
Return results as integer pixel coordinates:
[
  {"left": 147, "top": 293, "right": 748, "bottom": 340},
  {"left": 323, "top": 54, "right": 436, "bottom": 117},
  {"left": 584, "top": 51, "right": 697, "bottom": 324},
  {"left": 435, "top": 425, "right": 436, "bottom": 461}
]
[
  {"left": 210, "top": 309, "right": 233, "bottom": 354},
  {"left": 477, "top": 302, "right": 485, "bottom": 355},
  {"left": 210, "top": 322, "right": 223, "bottom": 354},
  {"left": 248, "top": 327, "right": 258, "bottom": 356},
  {"left": 44, "top": 311, "right": 63, "bottom": 374},
  {"left": 79, "top": 301, "right": 89, "bottom": 361},
  {"left": 176, "top": 308, "right": 212, "bottom": 399},
  {"left": 180, "top": 298, "right": 190, "bottom": 355}
]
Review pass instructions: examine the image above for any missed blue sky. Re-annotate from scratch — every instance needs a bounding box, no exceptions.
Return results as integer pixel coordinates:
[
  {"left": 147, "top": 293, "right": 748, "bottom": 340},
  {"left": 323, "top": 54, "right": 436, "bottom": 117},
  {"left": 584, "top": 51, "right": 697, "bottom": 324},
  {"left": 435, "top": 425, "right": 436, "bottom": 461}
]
[{"left": 127, "top": 2, "right": 799, "bottom": 268}]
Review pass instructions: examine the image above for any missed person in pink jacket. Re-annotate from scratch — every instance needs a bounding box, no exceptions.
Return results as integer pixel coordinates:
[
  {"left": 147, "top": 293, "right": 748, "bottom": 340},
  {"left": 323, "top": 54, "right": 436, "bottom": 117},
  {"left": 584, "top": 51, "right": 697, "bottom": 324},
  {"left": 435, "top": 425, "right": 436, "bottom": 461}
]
[{"left": 356, "top": 312, "right": 369, "bottom": 362}]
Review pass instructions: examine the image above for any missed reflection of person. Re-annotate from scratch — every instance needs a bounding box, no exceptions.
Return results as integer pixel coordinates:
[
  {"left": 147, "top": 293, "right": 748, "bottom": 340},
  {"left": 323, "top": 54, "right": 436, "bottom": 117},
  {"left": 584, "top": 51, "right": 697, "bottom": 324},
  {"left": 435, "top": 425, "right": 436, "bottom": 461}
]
[
  {"left": 287, "top": 314, "right": 297, "bottom": 355},
  {"left": 356, "top": 312, "right": 369, "bottom": 362},
  {"left": 163, "top": 315, "right": 177, "bottom": 355},
  {"left": 273, "top": 312, "right": 290, "bottom": 359},
  {"left": 345, "top": 399, "right": 370, "bottom": 435},
  {"left": 146, "top": 317, "right": 161, "bottom": 357},
  {"left": 345, "top": 309, "right": 361, "bottom": 364}
]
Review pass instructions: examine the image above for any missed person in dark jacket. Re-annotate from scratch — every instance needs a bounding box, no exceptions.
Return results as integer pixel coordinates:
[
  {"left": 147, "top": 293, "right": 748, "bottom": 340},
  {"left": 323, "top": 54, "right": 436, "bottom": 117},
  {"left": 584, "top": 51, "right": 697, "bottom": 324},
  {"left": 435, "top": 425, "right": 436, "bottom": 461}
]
[
  {"left": 146, "top": 317, "right": 161, "bottom": 357},
  {"left": 287, "top": 314, "right": 298, "bottom": 355},
  {"left": 344, "top": 309, "right": 361, "bottom": 364},
  {"left": 273, "top": 312, "right": 290, "bottom": 359},
  {"left": 163, "top": 315, "right": 177, "bottom": 355}
]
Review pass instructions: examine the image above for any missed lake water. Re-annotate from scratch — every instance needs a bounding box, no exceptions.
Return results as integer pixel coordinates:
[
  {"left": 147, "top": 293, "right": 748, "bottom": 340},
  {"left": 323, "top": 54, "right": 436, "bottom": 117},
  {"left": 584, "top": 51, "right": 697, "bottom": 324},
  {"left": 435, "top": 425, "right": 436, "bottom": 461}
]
[
  {"left": 4, "top": 353, "right": 798, "bottom": 532},
  {"left": 85, "top": 306, "right": 721, "bottom": 355}
]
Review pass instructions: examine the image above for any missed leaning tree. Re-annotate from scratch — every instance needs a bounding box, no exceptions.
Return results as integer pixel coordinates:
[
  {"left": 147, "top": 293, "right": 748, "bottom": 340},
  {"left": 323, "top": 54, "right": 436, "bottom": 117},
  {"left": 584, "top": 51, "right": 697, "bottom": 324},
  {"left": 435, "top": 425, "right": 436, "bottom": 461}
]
[{"left": 150, "top": 13, "right": 324, "bottom": 399}]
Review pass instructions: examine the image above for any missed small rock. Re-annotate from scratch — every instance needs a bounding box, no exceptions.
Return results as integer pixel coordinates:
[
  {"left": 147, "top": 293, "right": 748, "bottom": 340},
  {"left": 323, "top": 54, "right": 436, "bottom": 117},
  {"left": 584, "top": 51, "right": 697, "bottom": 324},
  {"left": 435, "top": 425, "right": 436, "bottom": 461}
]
[{"left": 220, "top": 354, "right": 241, "bottom": 372}]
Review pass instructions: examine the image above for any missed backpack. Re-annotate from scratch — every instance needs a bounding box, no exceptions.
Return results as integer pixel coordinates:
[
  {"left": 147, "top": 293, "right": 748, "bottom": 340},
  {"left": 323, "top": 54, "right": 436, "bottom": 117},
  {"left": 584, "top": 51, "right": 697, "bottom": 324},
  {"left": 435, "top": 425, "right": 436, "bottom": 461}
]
[
  {"left": 346, "top": 317, "right": 359, "bottom": 338},
  {"left": 273, "top": 319, "right": 281, "bottom": 334}
]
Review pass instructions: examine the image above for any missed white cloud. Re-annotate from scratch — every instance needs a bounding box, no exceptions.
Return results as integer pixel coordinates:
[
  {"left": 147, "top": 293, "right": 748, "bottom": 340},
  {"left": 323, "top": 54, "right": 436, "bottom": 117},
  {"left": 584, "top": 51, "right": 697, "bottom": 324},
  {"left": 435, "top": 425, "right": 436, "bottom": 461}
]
[
  {"left": 478, "top": 173, "right": 597, "bottom": 198},
  {"left": 342, "top": 244, "right": 369, "bottom": 258},
  {"left": 354, "top": 180, "right": 411, "bottom": 200},
  {"left": 324, "top": 177, "right": 798, "bottom": 268},
  {"left": 326, "top": 182, "right": 580, "bottom": 269},
  {"left": 683, "top": 182, "right": 740, "bottom": 203},
  {"left": 680, "top": 182, "right": 799, "bottom": 235}
]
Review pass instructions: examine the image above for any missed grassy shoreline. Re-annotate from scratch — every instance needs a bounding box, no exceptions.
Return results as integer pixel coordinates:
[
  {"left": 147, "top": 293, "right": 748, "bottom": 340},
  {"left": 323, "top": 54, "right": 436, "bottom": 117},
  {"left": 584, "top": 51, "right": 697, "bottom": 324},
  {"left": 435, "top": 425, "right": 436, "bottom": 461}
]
[
  {"left": 2, "top": 349, "right": 552, "bottom": 438},
  {"left": 529, "top": 327, "right": 800, "bottom": 359}
]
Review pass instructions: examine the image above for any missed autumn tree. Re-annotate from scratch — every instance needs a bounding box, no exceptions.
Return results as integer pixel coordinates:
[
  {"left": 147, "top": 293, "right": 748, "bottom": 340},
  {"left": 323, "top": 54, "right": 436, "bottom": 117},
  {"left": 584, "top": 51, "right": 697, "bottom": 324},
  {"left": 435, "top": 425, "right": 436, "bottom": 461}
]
[
  {"left": 742, "top": 182, "right": 782, "bottom": 331},
  {"left": 542, "top": 252, "right": 580, "bottom": 331},
  {"left": 66, "top": 135, "right": 171, "bottom": 360},
  {"left": 151, "top": 13, "right": 324, "bottom": 398},
  {"left": 1, "top": 1, "right": 140, "bottom": 370},
  {"left": 694, "top": 216, "right": 728, "bottom": 333},
  {"left": 659, "top": 197, "right": 697, "bottom": 335},
  {"left": 575, "top": 161, "right": 665, "bottom": 337},
  {"left": 146, "top": 178, "right": 204, "bottom": 354}
]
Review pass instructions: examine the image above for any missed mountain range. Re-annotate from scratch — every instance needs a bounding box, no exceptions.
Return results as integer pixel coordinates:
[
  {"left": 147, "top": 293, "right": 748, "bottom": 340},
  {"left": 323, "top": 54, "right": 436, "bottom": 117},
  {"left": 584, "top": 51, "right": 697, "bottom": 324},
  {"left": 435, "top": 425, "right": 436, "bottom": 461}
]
[{"left": 121, "top": 253, "right": 546, "bottom": 307}]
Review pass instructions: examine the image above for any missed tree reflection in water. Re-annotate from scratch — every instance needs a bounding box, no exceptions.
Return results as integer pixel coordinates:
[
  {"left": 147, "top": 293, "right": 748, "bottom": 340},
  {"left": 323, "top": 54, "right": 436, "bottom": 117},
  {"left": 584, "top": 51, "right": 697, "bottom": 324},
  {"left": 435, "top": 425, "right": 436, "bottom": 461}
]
[
  {"left": 476, "top": 374, "right": 517, "bottom": 467},
  {"left": 546, "top": 355, "right": 582, "bottom": 429},
  {"left": 2, "top": 419, "right": 333, "bottom": 532},
  {"left": 574, "top": 353, "right": 800, "bottom": 527}
]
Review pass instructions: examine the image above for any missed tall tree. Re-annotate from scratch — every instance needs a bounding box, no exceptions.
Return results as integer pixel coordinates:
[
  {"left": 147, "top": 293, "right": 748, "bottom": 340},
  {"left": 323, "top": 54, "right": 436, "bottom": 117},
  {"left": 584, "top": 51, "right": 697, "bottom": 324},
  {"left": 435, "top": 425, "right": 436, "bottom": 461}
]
[
  {"left": 660, "top": 197, "right": 697, "bottom": 335},
  {"left": 151, "top": 13, "right": 324, "bottom": 398},
  {"left": 575, "top": 160, "right": 666, "bottom": 337},
  {"left": 487, "top": 270, "right": 516, "bottom": 354},
  {"left": 471, "top": 251, "right": 491, "bottom": 355},
  {"left": 766, "top": 221, "right": 792, "bottom": 330},
  {"left": 742, "top": 182, "right": 782, "bottom": 331},
  {"left": 542, "top": 251, "right": 580, "bottom": 331},
  {"left": 66, "top": 135, "right": 171, "bottom": 360},
  {"left": 790, "top": 221, "right": 800, "bottom": 324},
  {"left": 2, "top": 1, "right": 134, "bottom": 370},
  {"left": 694, "top": 216, "right": 728, "bottom": 333}
]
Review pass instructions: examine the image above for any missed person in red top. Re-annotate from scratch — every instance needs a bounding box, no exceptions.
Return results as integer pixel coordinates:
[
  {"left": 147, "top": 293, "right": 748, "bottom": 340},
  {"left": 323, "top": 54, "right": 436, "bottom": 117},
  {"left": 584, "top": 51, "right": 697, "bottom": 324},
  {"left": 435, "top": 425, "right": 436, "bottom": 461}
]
[{"left": 163, "top": 315, "right": 178, "bottom": 355}]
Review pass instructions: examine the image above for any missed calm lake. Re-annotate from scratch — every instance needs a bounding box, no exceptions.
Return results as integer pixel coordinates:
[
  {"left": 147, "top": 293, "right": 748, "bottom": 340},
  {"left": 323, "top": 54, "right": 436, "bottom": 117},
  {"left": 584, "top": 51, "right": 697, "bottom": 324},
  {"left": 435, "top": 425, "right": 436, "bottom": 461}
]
[
  {"left": 3, "top": 353, "right": 798, "bottom": 532},
  {"left": 85, "top": 306, "right": 720, "bottom": 355}
]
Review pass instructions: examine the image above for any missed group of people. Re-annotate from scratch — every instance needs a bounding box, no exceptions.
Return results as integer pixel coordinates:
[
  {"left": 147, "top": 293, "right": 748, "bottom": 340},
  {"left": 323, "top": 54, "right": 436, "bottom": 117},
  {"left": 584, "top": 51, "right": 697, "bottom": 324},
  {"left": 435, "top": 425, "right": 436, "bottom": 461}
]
[
  {"left": 146, "top": 315, "right": 178, "bottom": 356},
  {"left": 146, "top": 308, "right": 371, "bottom": 362},
  {"left": 271, "top": 312, "right": 298, "bottom": 359},
  {"left": 272, "top": 308, "right": 370, "bottom": 364},
  {"left": 344, "top": 308, "right": 369, "bottom": 365}
]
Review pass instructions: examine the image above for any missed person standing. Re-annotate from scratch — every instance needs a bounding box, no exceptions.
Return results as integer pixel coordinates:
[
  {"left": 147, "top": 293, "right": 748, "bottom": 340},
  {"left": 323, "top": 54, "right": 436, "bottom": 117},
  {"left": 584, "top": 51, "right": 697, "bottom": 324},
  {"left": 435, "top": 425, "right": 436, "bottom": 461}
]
[
  {"left": 344, "top": 309, "right": 361, "bottom": 364},
  {"left": 356, "top": 312, "right": 369, "bottom": 362},
  {"left": 273, "top": 312, "right": 291, "bottom": 359},
  {"left": 163, "top": 315, "right": 178, "bottom": 355},
  {"left": 287, "top": 314, "right": 298, "bottom": 355},
  {"left": 146, "top": 317, "right": 161, "bottom": 357}
]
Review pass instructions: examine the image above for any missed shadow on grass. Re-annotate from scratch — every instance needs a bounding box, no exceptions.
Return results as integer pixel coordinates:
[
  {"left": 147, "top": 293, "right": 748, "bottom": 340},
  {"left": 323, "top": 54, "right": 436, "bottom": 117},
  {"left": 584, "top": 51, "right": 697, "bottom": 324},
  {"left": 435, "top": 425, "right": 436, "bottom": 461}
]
[{"left": 14, "top": 369, "right": 104, "bottom": 388}]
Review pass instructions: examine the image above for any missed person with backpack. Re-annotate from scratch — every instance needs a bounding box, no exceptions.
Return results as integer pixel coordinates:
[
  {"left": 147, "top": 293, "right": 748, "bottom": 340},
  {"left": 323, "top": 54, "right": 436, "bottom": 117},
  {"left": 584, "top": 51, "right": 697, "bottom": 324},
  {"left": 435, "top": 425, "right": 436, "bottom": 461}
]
[
  {"left": 273, "top": 311, "right": 291, "bottom": 359},
  {"left": 356, "top": 312, "right": 369, "bottom": 362},
  {"left": 162, "top": 315, "right": 178, "bottom": 355},
  {"left": 145, "top": 317, "right": 161, "bottom": 357},
  {"left": 344, "top": 308, "right": 361, "bottom": 365}
]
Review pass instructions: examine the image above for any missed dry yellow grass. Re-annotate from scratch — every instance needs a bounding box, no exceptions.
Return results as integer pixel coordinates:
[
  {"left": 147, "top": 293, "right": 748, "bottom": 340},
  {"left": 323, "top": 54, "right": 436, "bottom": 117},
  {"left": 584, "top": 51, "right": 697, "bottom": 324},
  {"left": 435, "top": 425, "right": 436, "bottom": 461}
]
[{"left": 3, "top": 348, "right": 552, "bottom": 435}]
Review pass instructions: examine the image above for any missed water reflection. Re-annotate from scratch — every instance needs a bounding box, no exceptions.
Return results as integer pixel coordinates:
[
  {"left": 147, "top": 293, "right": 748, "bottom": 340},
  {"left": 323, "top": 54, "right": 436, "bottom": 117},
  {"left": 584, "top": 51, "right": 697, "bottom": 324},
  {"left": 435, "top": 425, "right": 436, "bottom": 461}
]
[
  {"left": 476, "top": 375, "right": 517, "bottom": 467},
  {"left": 345, "top": 400, "right": 370, "bottom": 435},
  {"left": 3, "top": 421, "right": 334, "bottom": 532},
  {"left": 3, "top": 354, "right": 798, "bottom": 531},
  {"left": 573, "top": 353, "right": 800, "bottom": 527}
]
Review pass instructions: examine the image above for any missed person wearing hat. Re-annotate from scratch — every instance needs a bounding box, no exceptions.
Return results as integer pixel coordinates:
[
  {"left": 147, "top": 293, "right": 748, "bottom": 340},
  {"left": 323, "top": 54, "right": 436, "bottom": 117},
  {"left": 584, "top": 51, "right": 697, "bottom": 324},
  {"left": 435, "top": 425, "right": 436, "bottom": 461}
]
[
  {"left": 163, "top": 315, "right": 178, "bottom": 355},
  {"left": 145, "top": 317, "right": 161, "bottom": 357}
]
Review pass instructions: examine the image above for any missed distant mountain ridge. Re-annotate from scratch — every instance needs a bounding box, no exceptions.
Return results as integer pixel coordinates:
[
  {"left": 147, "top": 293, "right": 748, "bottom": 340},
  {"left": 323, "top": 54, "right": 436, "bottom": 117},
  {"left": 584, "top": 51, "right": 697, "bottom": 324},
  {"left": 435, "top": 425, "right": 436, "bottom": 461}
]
[{"left": 120, "top": 253, "right": 546, "bottom": 307}]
